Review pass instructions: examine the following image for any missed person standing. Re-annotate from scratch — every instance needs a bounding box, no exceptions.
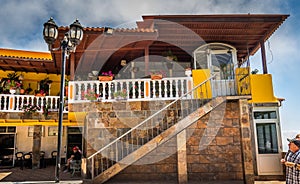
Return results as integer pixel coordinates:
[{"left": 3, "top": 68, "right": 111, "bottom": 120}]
[
  {"left": 281, "top": 134, "right": 300, "bottom": 164},
  {"left": 281, "top": 138, "right": 300, "bottom": 184}
]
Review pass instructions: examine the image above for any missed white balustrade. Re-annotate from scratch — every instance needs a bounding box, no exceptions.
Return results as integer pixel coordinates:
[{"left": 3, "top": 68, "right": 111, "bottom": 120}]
[
  {"left": 0, "top": 77, "right": 193, "bottom": 113},
  {"left": 68, "top": 77, "right": 193, "bottom": 103},
  {"left": 0, "top": 94, "right": 60, "bottom": 113}
]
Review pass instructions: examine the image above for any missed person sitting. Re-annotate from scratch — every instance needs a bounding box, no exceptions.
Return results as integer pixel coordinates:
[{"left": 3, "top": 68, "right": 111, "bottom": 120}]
[{"left": 63, "top": 146, "right": 82, "bottom": 172}]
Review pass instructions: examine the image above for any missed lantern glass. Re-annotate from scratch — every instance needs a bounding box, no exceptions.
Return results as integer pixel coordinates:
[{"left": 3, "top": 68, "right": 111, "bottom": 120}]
[
  {"left": 43, "top": 17, "right": 58, "bottom": 46},
  {"left": 69, "top": 19, "right": 83, "bottom": 46},
  {"left": 49, "top": 27, "right": 58, "bottom": 39}
]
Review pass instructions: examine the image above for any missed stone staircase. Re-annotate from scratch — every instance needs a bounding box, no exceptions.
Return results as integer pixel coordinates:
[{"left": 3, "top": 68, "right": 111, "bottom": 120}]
[{"left": 91, "top": 96, "right": 226, "bottom": 183}]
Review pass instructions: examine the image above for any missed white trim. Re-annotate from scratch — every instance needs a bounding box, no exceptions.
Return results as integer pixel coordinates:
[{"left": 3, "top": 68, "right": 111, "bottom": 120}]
[
  {"left": 252, "top": 106, "right": 283, "bottom": 175},
  {"left": 193, "top": 42, "right": 238, "bottom": 69}
]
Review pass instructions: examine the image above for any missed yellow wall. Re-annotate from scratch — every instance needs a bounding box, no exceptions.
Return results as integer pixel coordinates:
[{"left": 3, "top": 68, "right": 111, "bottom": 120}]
[
  {"left": 249, "top": 74, "right": 278, "bottom": 103},
  {"left": 235, "top": 67, "right": 278, "bottom": 103},
  {"left": 235, "top": 67, "right": 251, "bottom": 95},
  {"left": 0, "top": 70, "right": 63, "bottom": 96},
  {"left": 191, "top": 69, "right": 212, "bottom": 98},
  {"left": 68, "top": 112, "right": 87, "bottom": 124}
]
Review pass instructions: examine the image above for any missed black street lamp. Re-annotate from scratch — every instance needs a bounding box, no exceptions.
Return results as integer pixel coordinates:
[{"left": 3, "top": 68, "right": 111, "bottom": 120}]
[{"left": 43, "top": 17, "right": 83, "bottom": 183}]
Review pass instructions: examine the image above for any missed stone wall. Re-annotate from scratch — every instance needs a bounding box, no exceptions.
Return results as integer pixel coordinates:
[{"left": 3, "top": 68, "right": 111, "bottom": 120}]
[
  {"left": 187, "top": 100, "right": 243, "bottom": 181},
  {"left": 76, "top": 99, "right": 252, "bottom": 183}
]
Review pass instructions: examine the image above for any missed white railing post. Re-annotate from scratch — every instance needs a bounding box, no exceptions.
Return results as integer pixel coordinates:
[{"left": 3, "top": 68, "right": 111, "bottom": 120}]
[
  {"left": 158, "top": 80, "right": 162, "bottom": 98},
  {"left": 144, "top": 80, "right": 150, "bottom": 99},
  {"left": 137, "top": 81, "right": 141, "bottom": 99},
  {"left": 91, "top": 157, "right": 94, "bottom": 179},
  {"left": 8, "top": 96, "right": 15, "bottom": 111},
  {"left": 108, "top": 82, "right": 112, "bottom": 100}
]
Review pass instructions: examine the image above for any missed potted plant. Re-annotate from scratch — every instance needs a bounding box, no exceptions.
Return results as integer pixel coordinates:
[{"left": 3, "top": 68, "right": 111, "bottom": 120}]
[
  {"left": 0, "top": 72, "right": 23, "bottom": 94},
  {"left": 99, "top": 71, "right": 114, "bottom": 81},
  {"left": 150, "top": 70, "right": 166, "bottom": 80},
  {"left": 113, "top": 88, "right": 127, "bottom": 100},
  {"left": 5, "top": 80, "right": 22, "bottom": 94},
  {"left": 162, "top": 49, "right": 178, "bottom": 62},
  {"left": 21, "top": 103, "right": 41, "bottom": 119},
  {"left": 36, "top": 77, "right": 52, "bottom": 96},
  {"left": 65, "top": 77, "right": 69, "bottom": 96},
  {"left": 185, "top": 67, "right": 192, "bottom": 76},
  {"left": 84, "top": 89, "right": 99, "bottom": 101}
]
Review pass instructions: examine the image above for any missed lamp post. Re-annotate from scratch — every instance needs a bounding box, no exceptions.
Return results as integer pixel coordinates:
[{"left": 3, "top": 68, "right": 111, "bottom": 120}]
[{"left": 43, "top": 17, "right": 83, "bottom": 183}]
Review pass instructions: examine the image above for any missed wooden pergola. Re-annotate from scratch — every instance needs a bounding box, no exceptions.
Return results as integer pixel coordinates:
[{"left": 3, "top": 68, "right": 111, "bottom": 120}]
[{"left": 0, "top": 14, "right": 289, "bottom": 78}]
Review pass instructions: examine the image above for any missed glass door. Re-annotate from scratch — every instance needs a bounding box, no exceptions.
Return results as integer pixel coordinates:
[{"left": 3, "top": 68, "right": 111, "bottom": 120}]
[
  {"left": 209, "top": 51, "right": 235, "bottom": 96},
  {"left": 253, "top": 108, "right": 283, "bottom": 175},
  {"left": 66, "top": 127, "right": 83, "bottom": 159},
  {"left": 0, "top": 133, "right": 16, "bottom": 167}
]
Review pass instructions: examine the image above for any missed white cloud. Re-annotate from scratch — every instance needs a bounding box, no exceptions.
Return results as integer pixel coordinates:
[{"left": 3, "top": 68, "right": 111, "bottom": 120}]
[{"left": 0, "top": 0, "right": 290, "bottom": 51}]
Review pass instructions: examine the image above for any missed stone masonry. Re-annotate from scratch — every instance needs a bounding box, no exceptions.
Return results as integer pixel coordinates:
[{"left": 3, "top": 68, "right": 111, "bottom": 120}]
[{"left": 70, "top": 98, "right": 254, "bottom": 183}]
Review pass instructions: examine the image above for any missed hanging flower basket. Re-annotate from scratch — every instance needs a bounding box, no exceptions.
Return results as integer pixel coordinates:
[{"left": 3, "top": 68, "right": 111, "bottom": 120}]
[
  {"left": 98, "top": 76, "right": 113, "bottom": 81},
  {"left": 151, "top": 74, "right": 163, "bottom": 80}
]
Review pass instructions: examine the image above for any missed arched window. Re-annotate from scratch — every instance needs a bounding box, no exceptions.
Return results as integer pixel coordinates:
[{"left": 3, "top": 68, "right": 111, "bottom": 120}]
[{"left": 193, "top": 43, "right": 237, "bottom": 80}]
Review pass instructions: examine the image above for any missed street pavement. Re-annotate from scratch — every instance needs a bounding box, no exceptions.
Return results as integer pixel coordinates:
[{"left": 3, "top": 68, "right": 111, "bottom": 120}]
[
  {"left": 0, "top": 165, "right": 285, "bottom": 184},
  {"left": 0, "top": 165, "right": 83, "bottom": 183}
]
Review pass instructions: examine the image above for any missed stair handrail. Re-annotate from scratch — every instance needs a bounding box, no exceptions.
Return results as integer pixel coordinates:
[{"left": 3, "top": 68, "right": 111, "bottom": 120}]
[{"left": 87, "top": 74, "right": 216, "bottom": 160}]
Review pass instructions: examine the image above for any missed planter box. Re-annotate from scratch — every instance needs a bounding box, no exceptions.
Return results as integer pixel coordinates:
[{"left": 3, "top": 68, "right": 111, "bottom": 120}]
[
  {"left": 151, "top": 74, "right": 163, "bottom": 80},
  {"left": 98, "top": 76, "right": 113, "bottom": 81}
]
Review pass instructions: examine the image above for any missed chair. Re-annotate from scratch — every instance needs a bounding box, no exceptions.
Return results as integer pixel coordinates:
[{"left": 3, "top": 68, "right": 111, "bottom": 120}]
[
  {"left": 23, "top": 153, "right": 32, "bottom": 169},
  {"left": 40, "top": 151, "right": 46, "bottom": 168},
  {"left": 70, "top": 159, "right": 82, "bottom": 177},
  {"left": 15, "top": 152, "right": 24, "bottom": 169},
  {"left": 51, "top": 151, "right": 57, "bottom": 165}
]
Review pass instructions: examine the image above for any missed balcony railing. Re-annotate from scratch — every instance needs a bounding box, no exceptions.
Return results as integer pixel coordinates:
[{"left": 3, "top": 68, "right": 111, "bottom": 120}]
[
  {"left": 0, "top": 73, "right": 252, "bottom": 114},
  {"left": 0, "top": 94, "right": 60, "bottom": 113},
  {"left": 68, "top": 77, "right": 194, "bottom": 103}
]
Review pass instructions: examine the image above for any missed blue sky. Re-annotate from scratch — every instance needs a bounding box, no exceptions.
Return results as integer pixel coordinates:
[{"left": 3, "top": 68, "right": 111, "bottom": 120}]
[{"left": 0, "top": 0, "right": 299, "bottom": 150}]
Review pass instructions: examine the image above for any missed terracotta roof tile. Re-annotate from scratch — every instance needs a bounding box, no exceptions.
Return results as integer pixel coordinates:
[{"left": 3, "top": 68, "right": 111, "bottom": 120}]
[
  {"left": 59, "top": 26, "right": 156, "bottom": 33},
  {"left": 0, "top": 48, "right": 52, "bottom": 61}
]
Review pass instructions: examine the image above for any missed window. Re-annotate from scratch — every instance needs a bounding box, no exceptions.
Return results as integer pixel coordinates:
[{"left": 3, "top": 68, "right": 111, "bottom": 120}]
[
  {"left": 211, "top": 53, "right": 234, "bottom": 80},
  {"left": 48, "top": 126, "right": 58, "bottom": 136},
  {"left": 256, "top": 123, "right": 278, "bottom": 154},
  {"left": 254, "top": 111, "right": 277, "bottom": 119},
  {"left": 0, "top": 126, "right": 16, "bottom": 133},
  {"left": 193, "top": 43, "right": 237, "bottom": 79},
  {"left": 67, "top": 127, "right": 82, "bottom": 134},
  {"left": 0, "top": 127, "right": 6, "bottom": 133},
  {"left": 7, "top": 127, "right": 16, "bottom": 133},
  {"left": 28, "top": 127, "right": 34, "bottom": 137},
  {"left": 28, "top": 126, "right": 44, "bottom": 137}
]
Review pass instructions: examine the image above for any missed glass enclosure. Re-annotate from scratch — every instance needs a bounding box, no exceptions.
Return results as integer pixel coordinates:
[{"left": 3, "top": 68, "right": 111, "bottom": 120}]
[
  {"left": 256, "top": 123, "right": 279, "bottom": 154},
  {"left": 193, "top": 43, "right": 237, "bottom": 79}
]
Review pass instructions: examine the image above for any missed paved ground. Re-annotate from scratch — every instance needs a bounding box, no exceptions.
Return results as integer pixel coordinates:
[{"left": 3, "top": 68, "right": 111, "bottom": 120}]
[
  {"left": 0, "top": 165, "right": 286, "bottom": 184},
  {"left": 0, "top": 165, "right": 83, "bottom": 183}
]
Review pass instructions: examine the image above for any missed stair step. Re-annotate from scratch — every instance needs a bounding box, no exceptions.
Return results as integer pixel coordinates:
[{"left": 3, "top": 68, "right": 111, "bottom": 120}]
[{"left": 92, "top": 97, "right": 226, "bottom": 183}]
